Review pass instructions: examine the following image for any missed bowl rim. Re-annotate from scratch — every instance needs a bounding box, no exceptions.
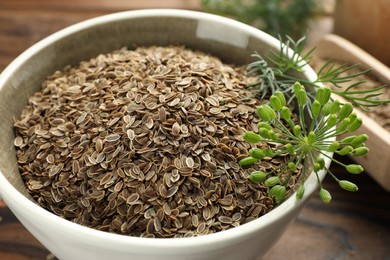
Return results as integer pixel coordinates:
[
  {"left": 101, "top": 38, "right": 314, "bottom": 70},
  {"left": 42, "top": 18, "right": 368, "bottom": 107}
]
[{"left": 0, "top": 9, "right": 331, "bottom": 249}]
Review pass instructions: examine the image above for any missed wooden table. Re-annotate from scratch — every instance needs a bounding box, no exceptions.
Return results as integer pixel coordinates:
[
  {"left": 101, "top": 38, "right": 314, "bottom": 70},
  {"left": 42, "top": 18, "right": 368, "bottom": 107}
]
[{"left": 1, "top": 1, "right": 389, "bottom": 259}]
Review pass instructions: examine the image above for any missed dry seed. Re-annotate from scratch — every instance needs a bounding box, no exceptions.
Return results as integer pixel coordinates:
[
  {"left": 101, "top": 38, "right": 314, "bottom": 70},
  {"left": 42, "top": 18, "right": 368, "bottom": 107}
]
[
  {"left": 174, "top": 218, "right": 183, "bottom": 229},
  {"left": 180, "top": 124, "right": 189, "bottom": 134},
  {"left": 145, "top": 117, "right": 154, "bottom": 129},
  {"left": 259, "top": 162, "right": 273, "bottom": 169},
  {"left": 187, "top": 177, "right": 201, "bottom": 188},
  {"left": 144, "top": 208, "right": 156, "bottom": 219},
  {"left": 107, "top": 192, "right": 118, "bottom": 202},
  {"left": 87, "top": 155, "right": 97, "bottom": 165},
  {"left": 123, "top": 115, "right": 131, "bottom": 124},
  {"left": 202, "top": 207, "right": 211, "bottom": 220},
  {"left": 90, "top": 190, "right": 105, "bottom": 201},
  {"left": 249, "top": 204, "right": 264, "bottom": 217},
  {"left": 48, "top": 164, "right": 63, "bottom": 178},
  {"left": 144, "top": 100, "right": 158, "bottom": 110},
  {"left": 173, "top": 158, "right": 182, "bottom": 169},
  {"left": 106, "top": 134, "right": 121, "bottom": 142},
  {"left": 114, "top": 181, "right": 123, "bottom": 193},
  {"left": 99, "top": 172, "right": 113, "bottom": 186},
  {"left": 178, "top": 211, "right": 190, "bottom": 218},
  {"left": 107, "top": 117, "right": 120, "bottom": 127},
  {"left": 201, "top": 153, "right": 211, "bottom": 162},
  {"left": 96, "top": 153, "right": 105, "bottom": 163},
  {"left": 198, "top": 197, "right": 208, "bottom": 207},
  {"left": 126, "top": 129, "right": 135, "bottom": 140},
  {"left": 199, "top": 169, "right": 212, "bottom": 178},
  {"left": 51, "top": 118, "right": 65, "bottom": 126},
  {"left": 166, "top": 186, "right": 179, "bottom": 198},
  {"left": 127, "top": 193, "right": 140, "bottom": 205},
  {"left": 76, "top": 112, "right": 88, "bottom": 125},
  {"left": 205, "top": 96, "right": 219, "bottom": 107},
  {"left": 168, "top": 98, "right": 180, "bottom": 107},
  {"left": 80, "top": 198, "right": 90, "bottom": 208},
  {"left": 145, "top": 170, "right": 156, "bottom": 181},
  {"left": 172, "top": 122, "right": 181, "bottom": 136},
  {"left": 179, "top": 167, "right": 193, "bottom": 176},
  {"left": 209, "top": 107, "right": 221, "bottom": 114},
  {"left": 146, "top": 219, "right": 155, "bottom": 234},
  {"left": 163, "top": 202, "right": 171, "bottom": 216},
  {"left": 219, "top": 196, "right": 233, "bottom": 206},
  {"left": 185, "top": 157, "right": 195, "bottom": 168},
  {"left": 192, "top": 214, "right": 199, "bottom": 227},
  {"left": 170, "top": 170, "right": 180, "bottom": 183},
  {"left": 177, "top": 77, "right": 192, "bottom": 86},
  {"left": 218, "top": 216, "right": 233, "bottom": 224},
  {"left": 154, "top": 218, "right": 162, "bottom": 232},
  {"left": 158, "top": 107, "right": 167, "bottom": 122},
  {"left": 232, "top": 212, "right": 242, "bottom": 222},
  {"left": 112, "top": 146, "right": 122, "bottom": 158},
  {"left": 196, "top": 222, "right": 206, "bottom": 233},
  {"left": 46, "top": 154, "right": 55, "bottom": 164}
]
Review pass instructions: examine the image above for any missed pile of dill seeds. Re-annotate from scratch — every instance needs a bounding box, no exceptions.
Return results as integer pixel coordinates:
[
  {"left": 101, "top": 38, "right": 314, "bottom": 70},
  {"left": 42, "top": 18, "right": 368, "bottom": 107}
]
[{"left": 14, "top": 46, "right": 294, "bottom": 238}]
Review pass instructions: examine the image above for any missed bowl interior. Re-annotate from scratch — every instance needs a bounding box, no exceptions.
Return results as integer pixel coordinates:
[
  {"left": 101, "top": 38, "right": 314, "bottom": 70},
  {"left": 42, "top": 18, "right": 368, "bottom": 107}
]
[{"left": 0, "top": 10, "right": 282, "bottom": 198}]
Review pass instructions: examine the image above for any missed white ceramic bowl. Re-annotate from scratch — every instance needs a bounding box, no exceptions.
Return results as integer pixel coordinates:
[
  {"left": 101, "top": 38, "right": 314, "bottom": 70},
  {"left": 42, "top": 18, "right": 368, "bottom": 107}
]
[{"left": 0, "top": 9, "right": 331, "bottom": 260}]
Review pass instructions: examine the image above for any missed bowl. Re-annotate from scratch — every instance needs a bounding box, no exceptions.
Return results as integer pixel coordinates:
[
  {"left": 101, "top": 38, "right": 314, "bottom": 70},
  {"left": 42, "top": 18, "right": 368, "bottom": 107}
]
[{"left": 0, "top": 9, "right": 332, "bottom": 260}]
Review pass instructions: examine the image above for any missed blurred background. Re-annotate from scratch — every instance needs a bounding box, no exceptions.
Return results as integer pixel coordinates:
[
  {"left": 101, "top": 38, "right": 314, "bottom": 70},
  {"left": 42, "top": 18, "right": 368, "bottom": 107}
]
[{"left": 1, "top": 0, "right": 389, "bottom": 70}]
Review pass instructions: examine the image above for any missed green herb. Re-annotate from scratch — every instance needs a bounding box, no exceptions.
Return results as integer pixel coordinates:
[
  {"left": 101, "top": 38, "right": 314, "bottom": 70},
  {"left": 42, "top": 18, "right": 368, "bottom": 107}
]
[
  {"left": 240, "top": 82, "right": 366, "bottom": 204},
  {"left": 246, "top": 36, "right": 390, "bottom": 112},
  {"left": 201, "top": 0, "right": 317, "bottom": 39}
]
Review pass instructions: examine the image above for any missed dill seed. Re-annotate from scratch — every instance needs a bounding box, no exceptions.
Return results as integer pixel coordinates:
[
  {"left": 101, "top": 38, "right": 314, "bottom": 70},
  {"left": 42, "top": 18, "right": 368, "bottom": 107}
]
[{"left": 14, "top": 46, "right": 300, "bottom": 238}]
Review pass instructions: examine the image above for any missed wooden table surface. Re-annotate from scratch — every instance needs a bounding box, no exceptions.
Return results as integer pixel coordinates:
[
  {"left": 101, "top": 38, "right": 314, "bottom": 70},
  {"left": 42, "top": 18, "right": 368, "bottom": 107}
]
[{"left": 0, "top": 1, "right": 389, "bottom": 259}]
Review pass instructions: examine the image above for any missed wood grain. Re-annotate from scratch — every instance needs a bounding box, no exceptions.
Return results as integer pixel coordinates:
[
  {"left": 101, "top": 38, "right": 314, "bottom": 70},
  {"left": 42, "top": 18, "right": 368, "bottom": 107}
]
[
  {"left": 334, "top": 0, "right": 390, "bottom": 67},
  {"left": 0, "top": 0, "right": 200, "bottom": 12},
  {"left": 0, "top": 0, "right": 200, "bottom": 71},
  {"left": 0, "top": 1, "right": 389, "bottom": 259}
]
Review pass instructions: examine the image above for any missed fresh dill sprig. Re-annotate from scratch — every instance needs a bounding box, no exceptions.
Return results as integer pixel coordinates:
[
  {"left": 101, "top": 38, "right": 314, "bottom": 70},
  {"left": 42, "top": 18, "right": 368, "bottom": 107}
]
[
  {"left": 240, "top": 82, "right": 366, "bottom": 204},
  {"left": 267, "top": 35, "right": 314, "bottom": 73},
  {"left": 247, "top": 36, "right": 390, "bottom": 112}
]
